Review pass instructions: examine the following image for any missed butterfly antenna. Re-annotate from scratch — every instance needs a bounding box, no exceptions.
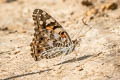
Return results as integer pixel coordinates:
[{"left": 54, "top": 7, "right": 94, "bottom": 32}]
[
  {"left": 76, "top": 17, "right": 92, "bottom": 42},
  {"left": 82, "top": 16, "right": 88, "bottom": 26}
]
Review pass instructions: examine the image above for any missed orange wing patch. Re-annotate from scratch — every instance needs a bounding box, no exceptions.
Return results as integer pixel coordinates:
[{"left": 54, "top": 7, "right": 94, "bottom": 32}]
[{"left": 46, "top": 26, "right": 54, "bottom": 31}]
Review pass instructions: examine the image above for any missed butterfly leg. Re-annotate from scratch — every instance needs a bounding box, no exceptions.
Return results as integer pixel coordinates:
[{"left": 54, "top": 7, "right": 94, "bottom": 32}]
[{"left": 57, "top": 52, "right": 65, "bottom": 65}]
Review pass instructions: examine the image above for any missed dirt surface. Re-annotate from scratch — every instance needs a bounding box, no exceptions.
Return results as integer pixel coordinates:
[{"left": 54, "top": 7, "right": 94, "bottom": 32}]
[{"left": 0, "top": 0, "right": 120, "bottom": 80}]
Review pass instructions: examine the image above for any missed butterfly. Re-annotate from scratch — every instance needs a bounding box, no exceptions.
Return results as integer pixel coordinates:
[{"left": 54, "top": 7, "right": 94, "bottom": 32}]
[{"left": 30, "top": 9, "right": 78, "bottom": 61}]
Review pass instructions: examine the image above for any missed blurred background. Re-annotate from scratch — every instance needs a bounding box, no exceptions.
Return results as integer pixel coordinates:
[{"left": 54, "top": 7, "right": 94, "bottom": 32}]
[{"left": 0, "top": 0, "right": 120, "bottom": 80}]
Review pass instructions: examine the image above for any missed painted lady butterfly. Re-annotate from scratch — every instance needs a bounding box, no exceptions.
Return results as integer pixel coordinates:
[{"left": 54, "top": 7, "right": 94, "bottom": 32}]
[{"left": 30, "top": 9, "right": 78, "bottom": 61}]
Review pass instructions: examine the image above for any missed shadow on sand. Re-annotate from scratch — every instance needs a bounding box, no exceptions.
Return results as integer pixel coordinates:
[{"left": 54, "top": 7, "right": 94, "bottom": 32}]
[
  {"left": 54, "top": 55, "right": 92, "bottom": 66},
  {"left": 2, "top": 55, "right": 92, "bottom": 80},
  {"left": 2, "top": 69, "right": 52, "bottom": 80}
]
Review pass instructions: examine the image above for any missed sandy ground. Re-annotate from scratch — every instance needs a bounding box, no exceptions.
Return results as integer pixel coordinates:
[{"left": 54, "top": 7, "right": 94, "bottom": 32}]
[{"left": 0, "top": 0, "right": 120, "bottom": 80}]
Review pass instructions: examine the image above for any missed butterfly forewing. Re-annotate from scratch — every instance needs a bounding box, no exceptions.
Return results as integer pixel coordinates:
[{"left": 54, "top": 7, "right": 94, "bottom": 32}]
[{"left": 30, "top": 9, "right": 77, "bottom": 61}]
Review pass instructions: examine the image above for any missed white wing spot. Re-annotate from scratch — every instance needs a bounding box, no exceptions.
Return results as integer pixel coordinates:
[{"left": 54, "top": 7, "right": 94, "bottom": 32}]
[
  {"left": 40, "top": 21, "right": 43, "bottom": 25},
  {"left": 46, "top": 19, "right": 51, "bottom": 25},
  {"left": 42, "top": 12, "right": 46, "bottom": 15}
]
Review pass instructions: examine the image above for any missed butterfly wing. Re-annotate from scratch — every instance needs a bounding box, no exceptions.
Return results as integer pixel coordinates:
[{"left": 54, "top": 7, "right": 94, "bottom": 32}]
[{"left": 30, "top": 9, "right": 72, "bottom": 61}]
